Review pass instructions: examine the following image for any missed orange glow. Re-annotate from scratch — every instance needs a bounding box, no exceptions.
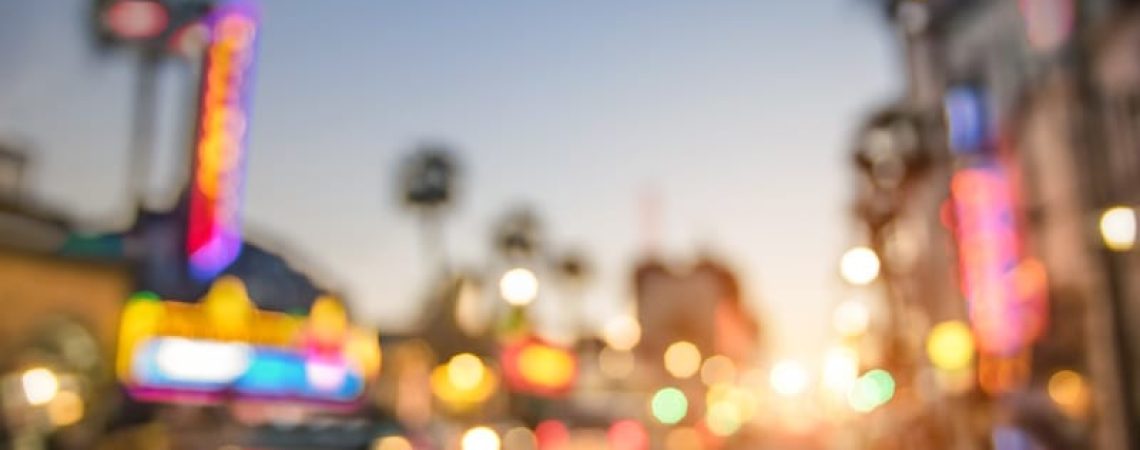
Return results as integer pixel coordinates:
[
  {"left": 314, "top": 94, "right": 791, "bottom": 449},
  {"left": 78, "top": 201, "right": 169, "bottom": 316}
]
[
  {"left": 518, "top": 345, "right": 575, "bottom": 388},
  {"left": 429, "top": 362, "right": 497, "bottom": 413},
  {"left": 501, "top": 336, "right": 577, "bottom": 397},
  {"left": 978, "top": 352, "right": 1030, "bottom": 395}
]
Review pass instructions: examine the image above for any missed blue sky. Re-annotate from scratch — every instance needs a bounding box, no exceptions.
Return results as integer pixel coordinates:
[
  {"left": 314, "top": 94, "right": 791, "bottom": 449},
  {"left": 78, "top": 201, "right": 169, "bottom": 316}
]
[{"left": 1, "top": 0, "right": 899, "bottom": 362}]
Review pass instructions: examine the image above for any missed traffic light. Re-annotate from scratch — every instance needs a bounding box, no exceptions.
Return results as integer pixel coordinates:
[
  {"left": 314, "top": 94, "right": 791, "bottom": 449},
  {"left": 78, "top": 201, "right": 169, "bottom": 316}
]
[{"left": 91, "top": 0, "right": 214, "bottom": 54}]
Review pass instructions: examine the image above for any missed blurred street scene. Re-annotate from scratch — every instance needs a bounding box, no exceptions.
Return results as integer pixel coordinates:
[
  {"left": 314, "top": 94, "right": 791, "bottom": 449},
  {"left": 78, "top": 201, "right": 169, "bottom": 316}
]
[{"left": 2, "top": 0, "right": 1140, "bottom": 449}]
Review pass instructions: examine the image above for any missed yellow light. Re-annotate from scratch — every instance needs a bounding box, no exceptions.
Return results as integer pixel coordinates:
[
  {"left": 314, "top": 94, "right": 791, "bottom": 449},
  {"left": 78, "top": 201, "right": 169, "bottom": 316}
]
[
  {"left": 310, "top": 295, "right": 349, "bottom": 345},
  {"left": 1048, "top": 370, "right": 1090, "bottom": 418},
  {"left": 447, "top": 353, "right": 486, "bottom": 391},
  {"left": 47, "top": 390, "right": 84, "bottom": 427},
  {"left": 822, "top": 346, "right": 859, "bottom": 393},
  {"left": 21, "top": 367, "right": 59, "bottom": 406},
  {"left": 839, "top": 246, "right": 880, "bottom": 285},
  {"left": 462, "top": 426, "right": 501, "bottom": 450},
  {"left": 431, "top": 361, "right": 497, "bottom": 411},
  {"left": 500, "top": 268, "right": 539, "bottom": 306},
  {"left": 518, "top": 345, "right": 575, "bottom": 388},
  {"left": 117, "top": 296, "right": 165, "bottom": 380},
  {"left": 1101, "top": 206, "right": 1137, "bottom": 251},
  {"left": 700, "top": 355, "right": 736, "bottom": 386},
  {"left": 345, "top": 329, "right": 382, "bottom": 379},
  {"left": 832, "top": 299, "right": 870, "bottom": 337},
  {"left": 926, "top": 321, "right": 975, "bottom": 371},
  {"left": 664, "top": 341, "right": 701, "bottom": 379},
  {"left": 502, "top": 427, "right": 537, "bottom": 450},
  {"left": 598, "top": 347, "right": 635, "bottom": 379},
  {"left": 769, "top": 360, "right": 809, "bottom": 397},
  {"left": 373, "top": 436, "right": 413, "bottom": 450},
  {"left": 602, "top": 315, "right": 642, "bottom": 351},
  {"left": 706, "top": 401, "right": 742, "bottom": 437},
  {"left": 202, "top": 276, "right": 255, "bottom": 336}
]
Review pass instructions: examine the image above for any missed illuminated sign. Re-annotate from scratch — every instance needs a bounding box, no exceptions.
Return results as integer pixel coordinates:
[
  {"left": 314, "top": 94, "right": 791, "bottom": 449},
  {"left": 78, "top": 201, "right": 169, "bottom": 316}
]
[
  {"left": 500, "top": 336, "right": 577, "bottom": 397},
  {"left": 950, "top": 164, "right": 1047, "bottom": 357},
  {"left": 117, "top": 277, "right": 381, "bottom": 405},
  {"left": 186, "top": 0, "right": 259, "bottom": 281},
  {"left": 944, "top": 85, "right": 989, "bottom": 155}
]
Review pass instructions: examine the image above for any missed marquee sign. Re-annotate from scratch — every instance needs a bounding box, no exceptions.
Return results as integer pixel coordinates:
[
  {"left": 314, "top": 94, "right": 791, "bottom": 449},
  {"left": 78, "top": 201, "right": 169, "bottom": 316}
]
[{"left": 117, "top": 277, "right": 380, "bottom": 405}]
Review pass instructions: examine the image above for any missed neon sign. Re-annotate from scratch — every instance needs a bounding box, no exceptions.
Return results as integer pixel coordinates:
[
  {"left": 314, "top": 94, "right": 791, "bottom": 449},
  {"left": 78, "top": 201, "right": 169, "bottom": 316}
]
[
  {"left": 117, "top": 277, "right": 381, "bottom": 405},
  {"left": 187, "top": 0, "right": 259, "bottom": 281},
  {"left": 950, "top": 164, "right": 1047, "bottom": 357}
]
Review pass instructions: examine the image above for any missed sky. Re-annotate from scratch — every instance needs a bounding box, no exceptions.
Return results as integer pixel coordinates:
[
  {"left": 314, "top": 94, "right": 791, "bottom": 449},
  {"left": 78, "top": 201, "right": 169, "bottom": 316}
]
[{"left": 0, "top": 0, "right": 899, "bottom": 363}]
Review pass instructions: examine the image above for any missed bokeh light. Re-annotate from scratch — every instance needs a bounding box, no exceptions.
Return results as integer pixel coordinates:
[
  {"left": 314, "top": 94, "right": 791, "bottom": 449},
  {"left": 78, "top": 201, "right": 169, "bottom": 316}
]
[
  {"left": 839, "top": 246, "right": 881, "bottom": 285},
  {"left": 602, "top": 315, "right": 642, "bottom": 351},
  {"left": 535, "top": 420, "right": 570, "bottom": 450},
  {"left": 847, "top": 369, "right": 895, "bottom": 412},
  {"left": 462, "top": 426, "right": 501, "bottom": 450},
  {"left": 822, "top": 346, "right": 859, "bottom": 393},
  {"left": 503, "top": 427, "right": 537, "bottom": 450},
  {"left": 769, "top": 360, "right": 809, "bottom": 397},
  {"left": 926, "top": 320, "right": 975, "bottom": 371},
  {"left": 608, "top": 420, "right": 649, "bottom": 450},
  {"left": 664, "top": 341, "right": 702, "bottom": 379},
  {"left": 373, "top": 436, "right": 413, "bottom": 450},
  {"left": 47, "top": 390, "right": 84, "bottom": 427},
  {"left": 447, "top": 353, "right": 486, "bottom": 390},
  {"left": 651, "top": 387, "right": 688, "bottom": 425},
  {"left": 705, "top": 401, "right": 743, "bottom": 437},
  {"left": 700, "top": 355, "right": 736, "bottom": 386},
  {"left": 1048, "top": 369, "right": 1090, "bottom": 418},
  {"left": 1100, "top": 206, "right": 1136, "bottom": 251},
  {"left": 500, "top": 268, "right": 539, "bottom": 305},
  {"left": 21, "top": 367, "right": 60, "bottom": 406},
  {"left": 832, "top": 298, "right": 871, "bottom": 337}
]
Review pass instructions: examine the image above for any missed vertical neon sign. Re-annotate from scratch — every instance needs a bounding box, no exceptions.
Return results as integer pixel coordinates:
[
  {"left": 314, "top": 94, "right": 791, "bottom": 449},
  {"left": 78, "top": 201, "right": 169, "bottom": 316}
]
[
  {"left": 187, "top": 0, "right": 258, "bottom": 281},
  {"left": 950, "top": 164, "right": 1047, "bottom": 356}
]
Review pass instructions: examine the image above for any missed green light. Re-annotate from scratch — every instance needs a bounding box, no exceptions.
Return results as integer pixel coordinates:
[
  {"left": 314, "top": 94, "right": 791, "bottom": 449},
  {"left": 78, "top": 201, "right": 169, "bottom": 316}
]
[
  {"left": 847, "top": 369, "right": 896, "bottom": 413},
  {"left": 127, "top": 291, "right": 161, "bottom": 303},
  {"left": 651, "top": 387, "right": 688, "bottom": 425}
]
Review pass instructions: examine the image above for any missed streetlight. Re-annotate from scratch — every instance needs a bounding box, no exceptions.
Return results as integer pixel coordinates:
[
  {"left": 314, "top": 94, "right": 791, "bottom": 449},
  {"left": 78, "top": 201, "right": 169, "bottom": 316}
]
[
  {"left": 1100, "top": 206, "right": 1136, "bottom": 251},
  {"left": 499, "top": 268, "right": 538, "bottom": 306},
  {"left": 839, "top": 246, "right": 881, "bottom": 285}
]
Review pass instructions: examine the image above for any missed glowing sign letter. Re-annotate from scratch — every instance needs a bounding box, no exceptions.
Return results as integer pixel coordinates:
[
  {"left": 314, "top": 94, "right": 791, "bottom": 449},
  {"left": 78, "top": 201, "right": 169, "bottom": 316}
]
[{"left": 187, "top": 0, "right": 259, "bottom": 281}]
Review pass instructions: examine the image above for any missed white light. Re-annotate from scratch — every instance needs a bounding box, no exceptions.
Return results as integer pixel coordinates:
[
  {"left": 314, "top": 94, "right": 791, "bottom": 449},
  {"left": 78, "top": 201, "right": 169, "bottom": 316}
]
[
  {"left": 462, "top": 426, "right": 501, "bottom": 450},
  {"left": 840, "top": 246, "right": 880, "bottom": 285},
  {"left": 602, "top": 315, "right": 641, "bottom": 351},
  {"left": 832, "top": 299, "right": 871, "bottom": 337},
  {"left": 822, "top": 347, "right": 859, "bottom": 393},
  {"left": 306, "top": 360, "right": 348, "bottom": 392},
  {"left": 770, "top": 360, "right": 809, "bottom": 397},
  {"left": 499, "top": 268, "right": 539, "bottom": 306},
  {"left": 155, "top": 338, "right": 251, "bottom": 383},
  {"left": 21, "top": 367, "right": 59, "bottom": 406},
  {"left": 1101, "top": 206, "right": 1136, "bottom": 251}
]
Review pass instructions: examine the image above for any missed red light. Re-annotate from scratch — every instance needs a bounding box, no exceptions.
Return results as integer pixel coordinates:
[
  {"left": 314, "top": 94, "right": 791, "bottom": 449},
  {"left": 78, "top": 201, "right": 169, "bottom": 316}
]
[
  {"left": 103, "top": 0, "right": 169, "bottom": 40},
  {"left": 535, "top": 420, "right": 569, "bottom": 450},
  {"left": 608, "top": 420, "right": 648, "bottom": 450}
]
